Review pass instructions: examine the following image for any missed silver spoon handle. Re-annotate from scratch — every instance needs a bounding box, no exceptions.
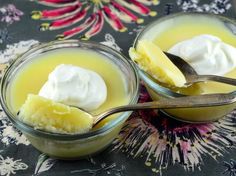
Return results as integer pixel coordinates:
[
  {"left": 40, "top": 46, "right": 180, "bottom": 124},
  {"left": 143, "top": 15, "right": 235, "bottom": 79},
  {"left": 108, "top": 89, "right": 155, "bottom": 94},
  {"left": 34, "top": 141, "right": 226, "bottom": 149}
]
[
  {"left": 94, "top": 93, "right": 236, "bottom": 125},
  {"left": 188, "top": 75, "right": 236, "bottom": 86}
]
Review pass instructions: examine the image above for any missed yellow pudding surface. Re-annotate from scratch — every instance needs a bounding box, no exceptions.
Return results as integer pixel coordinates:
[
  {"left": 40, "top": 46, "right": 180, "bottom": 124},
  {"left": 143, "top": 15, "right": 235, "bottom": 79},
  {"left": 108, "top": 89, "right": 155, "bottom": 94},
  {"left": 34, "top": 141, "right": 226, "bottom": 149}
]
[
  {"left": 9, "top": 48, "right": 129, "bottom": 128},
  {"left": 147, "top": 15, "right": 236, "bottom": 94}
]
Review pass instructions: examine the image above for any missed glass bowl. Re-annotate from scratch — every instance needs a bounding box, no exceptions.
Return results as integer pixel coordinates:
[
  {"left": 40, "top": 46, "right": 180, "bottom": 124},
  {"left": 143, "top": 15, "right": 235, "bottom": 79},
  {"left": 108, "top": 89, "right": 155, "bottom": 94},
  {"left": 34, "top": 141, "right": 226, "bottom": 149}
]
[
  {"left": 0, "top": 40, "right": 139, "bottom": 159},
  {"left": 133, "top": 12, "right": 236, "bottom": 122}
]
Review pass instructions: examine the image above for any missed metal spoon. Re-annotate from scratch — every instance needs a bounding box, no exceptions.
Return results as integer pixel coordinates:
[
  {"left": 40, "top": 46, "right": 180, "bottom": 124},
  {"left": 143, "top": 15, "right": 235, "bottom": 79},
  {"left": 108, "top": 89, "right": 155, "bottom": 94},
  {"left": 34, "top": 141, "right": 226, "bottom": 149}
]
[
  {"left": 164, "top": 52, "right": 236, "bottom": 86},
  {"left": 91, "top": 93, "right": 236, "bottom": 126}
]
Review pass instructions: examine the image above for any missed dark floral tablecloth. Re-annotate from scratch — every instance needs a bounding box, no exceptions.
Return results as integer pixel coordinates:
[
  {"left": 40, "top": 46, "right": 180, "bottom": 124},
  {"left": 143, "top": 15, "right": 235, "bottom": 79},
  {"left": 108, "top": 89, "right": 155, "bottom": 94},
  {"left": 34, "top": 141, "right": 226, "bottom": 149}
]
[{"left": 0, "top": 0, "right": 236, "bottom": 176}]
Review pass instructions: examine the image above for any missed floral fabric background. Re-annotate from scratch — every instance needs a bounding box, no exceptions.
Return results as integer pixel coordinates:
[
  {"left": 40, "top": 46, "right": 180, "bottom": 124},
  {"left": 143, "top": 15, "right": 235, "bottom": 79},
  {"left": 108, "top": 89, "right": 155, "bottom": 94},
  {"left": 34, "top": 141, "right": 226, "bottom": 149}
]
[{"left": 0, "top": 0, "right": 236, "bottom": 176}]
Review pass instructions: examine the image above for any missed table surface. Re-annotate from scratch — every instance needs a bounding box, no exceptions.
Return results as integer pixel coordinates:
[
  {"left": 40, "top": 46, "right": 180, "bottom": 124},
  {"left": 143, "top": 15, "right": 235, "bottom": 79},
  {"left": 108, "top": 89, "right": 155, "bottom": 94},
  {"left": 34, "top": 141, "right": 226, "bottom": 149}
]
[{"left": 0, "top": 0, "right": 236, "bottom": 176}]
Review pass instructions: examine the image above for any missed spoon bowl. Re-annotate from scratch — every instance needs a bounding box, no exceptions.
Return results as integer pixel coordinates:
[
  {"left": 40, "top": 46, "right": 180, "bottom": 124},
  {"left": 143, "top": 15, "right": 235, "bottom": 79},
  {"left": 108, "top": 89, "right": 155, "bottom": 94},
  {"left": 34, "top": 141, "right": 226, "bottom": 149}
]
[{"left": 165, "top": 52, "right": 236, "bottom": 86}]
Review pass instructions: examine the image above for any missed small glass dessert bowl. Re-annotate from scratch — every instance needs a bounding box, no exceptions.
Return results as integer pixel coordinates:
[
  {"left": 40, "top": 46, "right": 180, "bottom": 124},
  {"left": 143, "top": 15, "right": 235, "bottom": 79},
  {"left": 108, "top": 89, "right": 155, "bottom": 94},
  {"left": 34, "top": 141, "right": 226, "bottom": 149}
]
[
  {"left": 0, "top": 40, "right": 139, "bottom": 159},
  {"left": 131, "top": 12, "right": 236, "bottom": 122}
]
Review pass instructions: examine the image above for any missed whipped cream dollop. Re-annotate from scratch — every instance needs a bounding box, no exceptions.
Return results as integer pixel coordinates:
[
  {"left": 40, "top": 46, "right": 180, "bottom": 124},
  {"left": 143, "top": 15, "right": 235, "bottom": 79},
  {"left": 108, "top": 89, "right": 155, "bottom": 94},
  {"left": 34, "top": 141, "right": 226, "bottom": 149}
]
[
  {"left": 39, "top": 64, "right": 107, "bottom": 111},
  {"left": 168, "top": 34, "right": 236, "bottom": 75}
]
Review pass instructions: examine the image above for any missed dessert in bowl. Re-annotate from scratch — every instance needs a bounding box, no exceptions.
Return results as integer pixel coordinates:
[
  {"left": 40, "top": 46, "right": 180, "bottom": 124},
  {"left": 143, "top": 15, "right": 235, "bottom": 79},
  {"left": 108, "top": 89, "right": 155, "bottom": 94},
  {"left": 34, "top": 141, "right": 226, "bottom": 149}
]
[
  {"left": 131, "top": 13, "right": 236, "bottom": 122},
  {"left": 0, "top": 40, "right": 139, "bottom": 159}
]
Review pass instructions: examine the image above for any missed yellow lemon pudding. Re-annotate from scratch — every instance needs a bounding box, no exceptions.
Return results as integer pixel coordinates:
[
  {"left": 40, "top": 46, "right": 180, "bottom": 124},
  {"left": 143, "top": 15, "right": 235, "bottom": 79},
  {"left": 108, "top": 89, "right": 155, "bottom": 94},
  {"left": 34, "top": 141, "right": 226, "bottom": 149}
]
[
  {"left": 0, "top": 40, "right": 139, "bottom": 158},
  {"left": 132, "top": 13, "right": 236, "bottom": 122}
]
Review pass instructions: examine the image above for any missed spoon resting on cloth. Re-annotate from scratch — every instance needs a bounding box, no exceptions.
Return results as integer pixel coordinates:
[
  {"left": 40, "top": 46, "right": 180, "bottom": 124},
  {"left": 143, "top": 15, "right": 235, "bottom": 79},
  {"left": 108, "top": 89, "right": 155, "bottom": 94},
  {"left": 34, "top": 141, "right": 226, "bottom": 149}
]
[
  {"left": 90, "top": 93, "right": 236, "bottom": 126},
  {"left": 164, "top": 52, "right": 236, "bottom": 86}
]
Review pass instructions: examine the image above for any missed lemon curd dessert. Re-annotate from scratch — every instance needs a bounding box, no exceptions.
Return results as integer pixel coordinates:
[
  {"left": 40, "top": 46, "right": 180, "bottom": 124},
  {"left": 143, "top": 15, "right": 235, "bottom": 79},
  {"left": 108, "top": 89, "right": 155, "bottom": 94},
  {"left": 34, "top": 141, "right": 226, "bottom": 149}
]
[
  {"left": 9, "top": 48, "right": 129, "bottom": 133},
  {"left": 131, "top": 14, "right": 236, "bottom": 121},
  {"left": 0, "top": 38, "right": 141, "bottom": 159},
  {"left": 152, "top": 16, "right": 236, "bottom": 95},
  {"left": 1, "top": 43, "right": 138, "bottom": 158}
]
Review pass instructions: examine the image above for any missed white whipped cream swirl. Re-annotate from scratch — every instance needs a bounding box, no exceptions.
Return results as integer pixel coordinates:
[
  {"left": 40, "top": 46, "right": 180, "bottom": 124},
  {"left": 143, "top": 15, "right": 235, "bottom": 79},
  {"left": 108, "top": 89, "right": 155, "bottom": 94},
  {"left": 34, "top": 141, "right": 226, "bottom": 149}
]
[
  {"left": 168, "top": 34, "right": 236, "bottom": 75},
  {"left": 39, "top": 64, "right": 107, "bottom": 111}
]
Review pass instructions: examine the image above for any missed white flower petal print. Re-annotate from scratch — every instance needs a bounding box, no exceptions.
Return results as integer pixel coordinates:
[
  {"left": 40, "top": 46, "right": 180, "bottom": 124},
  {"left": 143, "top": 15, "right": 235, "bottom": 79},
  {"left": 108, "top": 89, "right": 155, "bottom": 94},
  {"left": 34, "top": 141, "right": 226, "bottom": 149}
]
[
  {"left": 0, "top": 108, "right": 29, "bottom": 146},
  {"left": 0, "top": 40, "right": 39, "bottom": 64},
  {"left": 100, "top": 33, "right": 122, "bottom": 52},
  {"left": 0, "top": 124, "right": 29, "bottom": 146},
  {"left": 34, "top": 154, "right": 56, "bottom": 175},
  {"left": 177, "top": 0, "right": 231, "bottom": 14},
  {"left": 0, "top": 110, "right": 6, "bottom": 120},
  {"left": 0, "top": 4, "right": 24, "bottom": 25},
  {"left": 0, "top": 155, "right": 28, "bottom": 176}
]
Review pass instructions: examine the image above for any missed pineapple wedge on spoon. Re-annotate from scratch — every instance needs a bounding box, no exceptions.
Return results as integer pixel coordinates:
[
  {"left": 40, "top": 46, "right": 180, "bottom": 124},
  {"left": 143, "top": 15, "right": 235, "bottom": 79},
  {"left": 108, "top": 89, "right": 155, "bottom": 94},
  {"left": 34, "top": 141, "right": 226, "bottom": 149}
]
[
  {"left": 18, "top": 94, "right": 93, "bottom": 134},
  {"left": 130, "top": 40, "right": 236, "bottom": 87},
  {"left": 129, "top": 40, "right": 187, "bottom": 87}
]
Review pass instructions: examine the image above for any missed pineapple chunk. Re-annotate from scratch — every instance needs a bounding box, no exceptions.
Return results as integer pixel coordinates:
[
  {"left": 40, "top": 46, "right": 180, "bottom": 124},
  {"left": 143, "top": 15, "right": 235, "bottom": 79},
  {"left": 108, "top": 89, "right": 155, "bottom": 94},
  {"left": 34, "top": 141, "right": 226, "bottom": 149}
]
[
  {"left": 129, "top": 40, "right": 186, "bottom": 87},
  {"left": 18, "top": 94, "right": 93, "bottom": 134}
]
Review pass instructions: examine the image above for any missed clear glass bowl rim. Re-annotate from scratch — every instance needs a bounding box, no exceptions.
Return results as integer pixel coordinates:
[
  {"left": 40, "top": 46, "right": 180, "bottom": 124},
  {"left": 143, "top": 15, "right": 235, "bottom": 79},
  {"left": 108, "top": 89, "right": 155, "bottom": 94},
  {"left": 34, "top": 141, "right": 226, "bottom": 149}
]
[
  {"left": 133, "top": 12, "right": 236, "bottom": 98},
  {"left": 0, "top": 40, "right": 140, "bottom": 141}
]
